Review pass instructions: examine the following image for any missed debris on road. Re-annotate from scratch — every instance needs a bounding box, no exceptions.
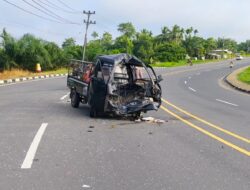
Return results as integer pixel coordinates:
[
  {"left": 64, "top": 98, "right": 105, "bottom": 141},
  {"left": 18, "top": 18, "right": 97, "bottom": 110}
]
[
  {"left": 141, "top": 117, "right": 155, "bottom": 122},
  {"left": 89, "top": 126, "right": 94, "bottom": 129},
  {"left": 82, "top": 184, "right": 91, "bottom": 188},
  {"left": 135, "top": 116, "right": 166, "bottom": 124}
]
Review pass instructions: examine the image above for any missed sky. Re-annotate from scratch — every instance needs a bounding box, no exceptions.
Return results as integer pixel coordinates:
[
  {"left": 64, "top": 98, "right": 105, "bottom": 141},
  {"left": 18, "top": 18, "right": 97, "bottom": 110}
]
[{"left": 0, "top": 0, "right": 250, "bottom": 46}]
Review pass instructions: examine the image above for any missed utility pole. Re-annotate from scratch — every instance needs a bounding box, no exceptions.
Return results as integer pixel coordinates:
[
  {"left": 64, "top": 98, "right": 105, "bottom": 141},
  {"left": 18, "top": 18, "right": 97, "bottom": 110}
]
[{"left": 82, "top": 10, "right": 96, "bottom": 61}]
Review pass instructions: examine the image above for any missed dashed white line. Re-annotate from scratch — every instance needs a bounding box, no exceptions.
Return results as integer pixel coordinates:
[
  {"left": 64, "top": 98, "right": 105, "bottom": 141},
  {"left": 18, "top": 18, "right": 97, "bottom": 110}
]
[
  {"left": 216, "top": 99, "right": 238, "bottom": 107},
  {"left": 21, "top": 123, "right": 48, "bottom": 169},
  {"left": 184, "top": 81, "right": 187, "bottom": 85},
  {"left": 60, "top": 92, "right": 70, "bottom": 100},
  {"left": 188, "top": 87, "right": 196, "bottom": 92}
]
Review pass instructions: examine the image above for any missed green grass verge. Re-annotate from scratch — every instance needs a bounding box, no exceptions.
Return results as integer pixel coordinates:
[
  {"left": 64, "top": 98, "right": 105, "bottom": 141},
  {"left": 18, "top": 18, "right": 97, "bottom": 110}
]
[
  {"left": 238, "top": 67, "right": 250, "bottom": 84},
  {"left": 40, "top": 68, "right": 68, "bottom": 75},
  {"left": 151, "top": 59, "right": 224, "bottom": 67}
]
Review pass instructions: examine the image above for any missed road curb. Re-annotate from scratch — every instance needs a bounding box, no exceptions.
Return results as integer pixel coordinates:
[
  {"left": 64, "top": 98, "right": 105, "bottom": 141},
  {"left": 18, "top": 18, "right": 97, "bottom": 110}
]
[
  {"left": 0, "top": 73, "right": 68, "bottom": 86},
  {"left": 225, "top": 66, "right": 250, "bottom": 94}
]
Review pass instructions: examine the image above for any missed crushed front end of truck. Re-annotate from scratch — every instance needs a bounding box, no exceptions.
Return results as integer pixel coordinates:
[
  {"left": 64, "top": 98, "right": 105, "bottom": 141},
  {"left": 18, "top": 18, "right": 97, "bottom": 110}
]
[{"left": 97, "top": 54, "right": 162, "bottom": 117}]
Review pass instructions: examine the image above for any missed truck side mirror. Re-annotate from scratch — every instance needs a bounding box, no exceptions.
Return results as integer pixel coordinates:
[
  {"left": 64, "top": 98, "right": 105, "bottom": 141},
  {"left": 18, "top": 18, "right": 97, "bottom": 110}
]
[{"left": 157, "top": 75, "right": 163, "bottom": 83}]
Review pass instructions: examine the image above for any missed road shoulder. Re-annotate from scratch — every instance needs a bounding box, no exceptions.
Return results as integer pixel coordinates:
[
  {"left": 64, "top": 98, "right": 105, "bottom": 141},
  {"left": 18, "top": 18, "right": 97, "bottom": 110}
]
[{"left": 225, "top": 66, "right": 250, "bottom": 93}]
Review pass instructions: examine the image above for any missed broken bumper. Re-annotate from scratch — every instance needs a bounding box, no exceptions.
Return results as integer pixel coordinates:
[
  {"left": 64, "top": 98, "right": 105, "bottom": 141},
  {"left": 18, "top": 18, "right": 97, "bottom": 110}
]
[{"left": 107, "top": 99, "right": 160, "bottom": 115}]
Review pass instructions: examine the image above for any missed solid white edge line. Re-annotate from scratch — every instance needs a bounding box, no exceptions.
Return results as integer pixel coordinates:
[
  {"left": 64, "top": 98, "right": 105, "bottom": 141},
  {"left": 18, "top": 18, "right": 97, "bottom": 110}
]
[
  {"left": 0, "top": 76, "right": 65, "bottom": 87},
  {"left": 60, "top": 92, "right": 70, "bottom": 100},
  {"left": 216, "top": 99, "right": 239, "bottom": 107},
  {"left": 21, "top": 123, "right": 48, "bottom": 169},
  {"left": 188, "top": 87, "right": 196, "bottom": 92}
]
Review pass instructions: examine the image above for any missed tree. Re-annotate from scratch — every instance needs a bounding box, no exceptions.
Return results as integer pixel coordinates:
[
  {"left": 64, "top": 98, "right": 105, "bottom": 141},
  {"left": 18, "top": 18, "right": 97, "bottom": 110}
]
[
  {"left": 17, "top": 34, "right": 52, "bottom": 70},
  {"left": 0, "top": 29, "right": 18, "bottom": 70},
  {"left": 154, "top": 42, "right": 186, "bottom": 62},
  {"left": 191, "top": 36, "right": 205, "bottom": 57},
  {"left": 86, "top": 40, "right": 103, "bottom": 61},
  {"left": 170, "top": 25, "right": 184, "bottom": 44},
  {"left": 62, "top": 38, "right": 76, "bottom": 49},
  {"left": 156, "top": 25, "right": 184, "bottom": 45},
  {"left": 204, "top": 38, "right": 217, "bottom": 54},
  {"left": 133, "top": 29, "right": 154, "bottom": 62},
  {"left": 238, "top": 40, "right": 250, "bottom": 53},
  {"left": 118, "top": 22, "right": 136, "bottom": 38},
  {"left": 114, "top": 35, "right": 134, "bottom": 54},
  {"left": 185, "top": 27, "right": 193, "bottom": 39},
  {"left": 194, "top": 29, "right": 199, "bottom": 36},
  {"left": 155, "top": 26, "right": 171, "bottom": 44},
  {"left": 101, "top": 32, "right": 113, "bottom": 52},
  {"left": 44, "top": 42, "right": 65, "bottom": 68},
  {"left": 183, "top": 36, "right": 205, "bottom": 58},
  {"left": 217, "top": 38, "right": 237, "bottom": 52},
  {"left": 91, "top": 31, "right": 99, "bottom": 39}
]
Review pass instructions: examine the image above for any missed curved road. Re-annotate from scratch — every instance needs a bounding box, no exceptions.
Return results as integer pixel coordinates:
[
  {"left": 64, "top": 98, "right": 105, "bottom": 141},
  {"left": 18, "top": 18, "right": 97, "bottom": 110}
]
[{"left": 0, "top": 59, "right": 249, "bottom": 190}]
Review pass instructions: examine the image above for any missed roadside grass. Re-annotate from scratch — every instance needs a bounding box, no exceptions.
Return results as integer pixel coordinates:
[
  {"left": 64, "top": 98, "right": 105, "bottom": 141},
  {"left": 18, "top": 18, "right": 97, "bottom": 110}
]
[
  {"left": 0, "top": 68, "right": 68, "bottom": 80},
  {"left": 238, "top": 67, "right": 250, "bottom": 84},
  {"left": 241, "top": 53, "right": 250, "bottom": 57},
  {"left": 151, "top": 59, "right": 224, "bottom": 67}
]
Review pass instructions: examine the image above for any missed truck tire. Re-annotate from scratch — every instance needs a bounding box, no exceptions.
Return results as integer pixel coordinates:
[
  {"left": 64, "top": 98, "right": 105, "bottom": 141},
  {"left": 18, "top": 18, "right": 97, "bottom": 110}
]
[
  {"left": 71, "top": 90, "right": 80, "bottom": 108},
  {"left": 90, "top": 106, "right": 97, "bottom": 118},
  {"left": 133, "top": 112, "right": 141, "bottom": 120}
]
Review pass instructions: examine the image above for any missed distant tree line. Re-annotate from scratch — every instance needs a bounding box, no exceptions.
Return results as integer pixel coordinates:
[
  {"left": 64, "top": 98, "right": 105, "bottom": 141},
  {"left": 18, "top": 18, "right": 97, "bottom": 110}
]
[{"left": 0, "top": 22, "right": 249, "bottom": 71}]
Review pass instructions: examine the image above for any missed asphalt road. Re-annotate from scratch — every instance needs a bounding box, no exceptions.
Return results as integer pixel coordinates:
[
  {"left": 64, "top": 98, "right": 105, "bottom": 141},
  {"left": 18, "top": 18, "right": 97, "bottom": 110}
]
[{"left": 0, "top": 59, "right": 249, "bottom": 190}]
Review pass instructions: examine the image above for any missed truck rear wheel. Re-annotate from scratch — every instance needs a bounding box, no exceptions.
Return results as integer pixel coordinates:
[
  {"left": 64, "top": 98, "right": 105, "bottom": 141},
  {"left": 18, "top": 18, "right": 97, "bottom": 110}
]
[
  {"left": 71, "top": 90, "right": 80, "bottom": 108},
  {"left": 90, "top": 106, "right": 97, "bottom": 118}
]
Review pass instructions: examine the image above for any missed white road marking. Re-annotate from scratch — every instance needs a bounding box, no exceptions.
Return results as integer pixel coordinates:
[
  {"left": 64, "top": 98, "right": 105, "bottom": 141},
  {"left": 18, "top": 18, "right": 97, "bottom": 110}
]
[
  {"left": 184, "top": 81, "right": 187, "bottom": 85},
  {"left": 188, "top": 76, "right": 192, "bottom": 79},
  {"left": 188, "top": 87, "right": 196, "bottom": 92},
  {"left": 82, "top": 184, "right": 91, "bottom": 188},
  {"left": 21, "top": 123, "right": 48, "bottom": 169},
  {"left": 216, "top": 99, "right": 239, "bottom": 107},
  {"left": 60, "top": 92, "right": 70, "bottom": 100}
]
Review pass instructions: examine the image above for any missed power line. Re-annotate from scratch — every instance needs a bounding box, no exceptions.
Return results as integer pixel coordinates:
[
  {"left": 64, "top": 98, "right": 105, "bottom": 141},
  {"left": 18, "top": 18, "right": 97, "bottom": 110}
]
[
  {"left": 36, "top": 0, "right": 80, "bottom": 14},
  {"left": 43, "top": 0, "right": 71, "bottom": 11},
  {"left": 30, "top": 0, "right": 80, "bottom": 25},
  {"left": 21, "top": 0, "right": 80, "bottom": 25},
  {"left": 56, "top": 0, "right": 78, "bottom": 12},
  {"left": 2, "top": 0, "right": 63, "bottom": 24}
]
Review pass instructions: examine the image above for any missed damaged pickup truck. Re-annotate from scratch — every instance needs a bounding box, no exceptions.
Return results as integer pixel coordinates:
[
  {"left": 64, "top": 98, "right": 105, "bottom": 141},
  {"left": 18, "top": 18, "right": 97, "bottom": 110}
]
[{"left": 67, "top": 53, "right": 163, "bottom": 118}]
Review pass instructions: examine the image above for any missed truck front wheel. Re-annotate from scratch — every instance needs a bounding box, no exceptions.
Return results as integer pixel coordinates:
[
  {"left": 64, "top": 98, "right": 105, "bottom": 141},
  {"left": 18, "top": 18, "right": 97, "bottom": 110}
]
[{"left": 71, "top": 90, "right": 80, "bottom": 108}]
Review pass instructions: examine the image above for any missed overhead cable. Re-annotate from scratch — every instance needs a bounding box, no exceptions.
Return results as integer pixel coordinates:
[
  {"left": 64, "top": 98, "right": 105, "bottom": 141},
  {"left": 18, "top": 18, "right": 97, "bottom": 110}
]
[{"left": 2, "top": 0, "right": 63, "bottom": 24}]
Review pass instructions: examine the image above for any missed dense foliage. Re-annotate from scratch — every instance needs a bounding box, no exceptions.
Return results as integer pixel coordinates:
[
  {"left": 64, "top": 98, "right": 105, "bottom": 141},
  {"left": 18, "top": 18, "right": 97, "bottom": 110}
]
[{"left": 0, "top": 23, "right": 249, "bottom": 71}]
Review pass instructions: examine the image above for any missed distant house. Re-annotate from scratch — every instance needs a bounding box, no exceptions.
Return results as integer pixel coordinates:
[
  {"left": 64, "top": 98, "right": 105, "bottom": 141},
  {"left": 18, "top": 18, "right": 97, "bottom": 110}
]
[{"left": 208, "top": 49, "right": 232, "bottom": 59}]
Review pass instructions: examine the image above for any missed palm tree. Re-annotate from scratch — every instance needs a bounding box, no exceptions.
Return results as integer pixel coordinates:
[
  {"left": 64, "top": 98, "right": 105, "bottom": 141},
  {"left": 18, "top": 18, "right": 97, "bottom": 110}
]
[
  {"left": 171, "top": 25, "right": 184, "bottom": 44},
  {"left": 194, "top": 29, "right": 199, "bottom": 36},
  {"left": 185, "top": 27, "right": 193, "bottom": 39}
]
